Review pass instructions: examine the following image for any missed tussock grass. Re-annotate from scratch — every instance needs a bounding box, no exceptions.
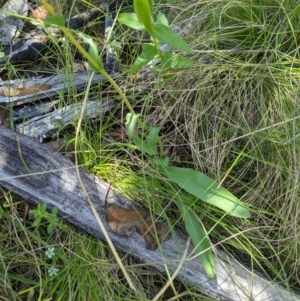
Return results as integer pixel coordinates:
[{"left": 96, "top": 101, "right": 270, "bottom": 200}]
[{"left": 143, "top": 0, "right": 300, "bottom": 291}]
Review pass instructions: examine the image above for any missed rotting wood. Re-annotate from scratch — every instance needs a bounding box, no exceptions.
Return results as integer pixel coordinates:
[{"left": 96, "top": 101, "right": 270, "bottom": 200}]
[
  {"left": 16, "top": 99, "right": 116, "bottom": 138},
  {"left": 0, "top": 72, "right": 107, "bottom": 106},
  {"left": 0, "top": 72, "right": 116, "bottom": 138},
  {"left": 0, "top": 102, "right": 9, "bottom": 128},
  {"left": 0, "top": 125, "right": 299, "bottom": 301}
]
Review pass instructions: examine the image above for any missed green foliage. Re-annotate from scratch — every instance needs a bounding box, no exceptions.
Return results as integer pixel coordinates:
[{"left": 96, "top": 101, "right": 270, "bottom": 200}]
[
  {"left": 130, "top": 43, "right": 158, "bottom": 74},
  {"left": 118, "top": 2, "right": 248, "bottom": 278},
  {"left": 125, "top": 113, "right": 160, "bottom": 155},
  {"left": 134, "top": 0, "right": 154, "bottom": 33},
  {"left": 44, "top": 15, "right": 65, "bottom": 27},
  {"left": 29, "top": 203, "right": 67, "bottom": 234},
  {"left": 157, "top": 51, "right": 194, "bottom": 70},
  {"left": 41, "top": 0, "right": 247, "bottom": 279},
  {"left": 156, "top": 11, "right": 168, "bottom": 27},
  {"left": 118, "top": 13, "right": 145, "bottom": 30},
  {"left": 127, "top": 113, "right": 251, "bottom": 278},
  {"left": 118, "top": 0, "right": 193, "bottom": 74},
  {"left": 151, "top": 24, "right": 192, "bottom": 53},
  {"left": 77, "top": 32, "right": 103, "bottom": 72},
  {"left": 181, "top": 207, "right": 215, "bottom": 278},
  {"left": 157, "top": 164, "right": 250, "bottom": 218}
]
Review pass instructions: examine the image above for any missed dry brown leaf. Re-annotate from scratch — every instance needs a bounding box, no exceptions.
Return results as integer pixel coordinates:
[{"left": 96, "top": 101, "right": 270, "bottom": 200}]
[
  {"left": 0, "top": 84, "right": 52, "bottom": 97},
  {"left": 30, "top": 5, "right": 48, "bottom": 20},
  {"left": 105, "top": 204, "right": 171, "bottom": 250}
]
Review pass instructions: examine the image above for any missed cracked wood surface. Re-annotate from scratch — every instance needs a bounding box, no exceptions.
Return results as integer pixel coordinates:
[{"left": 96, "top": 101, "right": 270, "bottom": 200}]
[{"left": 0, "top": 125, "right": 299, "bottom": 301}]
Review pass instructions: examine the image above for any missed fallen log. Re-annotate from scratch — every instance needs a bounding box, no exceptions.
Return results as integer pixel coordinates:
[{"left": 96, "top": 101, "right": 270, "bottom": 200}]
[
  {"left": 0, "top": 72, "right": 107, "bottom": 107},
  {"left": 0, "top": 125, "right": 299, "bottom": 301},
  {"left": 0, "top": 72, "right": 116, "bottom": 138}
]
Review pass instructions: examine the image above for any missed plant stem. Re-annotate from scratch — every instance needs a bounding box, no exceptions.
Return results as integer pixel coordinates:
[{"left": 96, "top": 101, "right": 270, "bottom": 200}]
[{"left": 59, "top": 27, "right": 136, "bottom": 115}]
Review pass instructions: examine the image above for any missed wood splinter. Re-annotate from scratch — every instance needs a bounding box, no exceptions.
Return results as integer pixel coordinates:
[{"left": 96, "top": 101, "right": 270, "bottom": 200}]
[{"left": 105, "top": 185, "right": 171, "bottom": 250}]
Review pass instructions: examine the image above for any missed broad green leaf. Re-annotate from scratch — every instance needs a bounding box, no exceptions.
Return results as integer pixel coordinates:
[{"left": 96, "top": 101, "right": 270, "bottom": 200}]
[
  {"left": 131, "top": 43, "right": 158, "bottom": 74},
  {"left": 182, "top": 206, "right": 215, "bottom": 278},
  {"left": 156, "top": 12, "right": 168, "bottom": 27},
  {"left": 134, "top": 0, "right": 153, "bottom": 33},
  {"left": 118, "top": 13, "right": 145, "bottom": 30},
  {"left": 160, "top": 52, "right": 194, "bottom": 69},
  {"left": 158, "top": 165, "right": 250, "bottom": 218},
  {"left": 148, "top": 125, "right": 160, "bottom": 147},
  {"left": 154, "top": 157, "right": 170, "bottom": 167},
  {"left": 77, "top": 32, "right": 103, "bottom": 72},
  {"left": 125, "top": 113, "right": 160, "bottom": 155},
  {"left": 44, "top": 15, "right": 65, "bottom": 27},
  {"left": 151, "top": 24, "right": 192, "bottom": 53}
]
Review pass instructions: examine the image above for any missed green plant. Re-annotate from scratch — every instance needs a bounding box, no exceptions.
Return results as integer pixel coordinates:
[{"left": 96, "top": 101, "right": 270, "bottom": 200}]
[
  {"left": 38, "top": 0, "right": 251, "bottom": 279},
  {"left": 125, "top": 114, "right": 250, "bottom": 278},
  {"left": 45, "top": 247, "right": 60, "bottom": 277},
  {"left": 118, "top": 3, "right": 193, "bottom": 74},
  {"left": 29, "top": 202, "right": 67, "bottom": 234}
]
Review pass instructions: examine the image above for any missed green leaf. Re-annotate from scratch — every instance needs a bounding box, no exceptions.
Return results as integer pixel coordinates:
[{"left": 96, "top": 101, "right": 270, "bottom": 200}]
[
  {"left": 156, "top": 12, "right": 168, "bottom": 27},
  {"left": 134, "top": 0, "right": 153, "bottom": 32},
  {"left": 49, "top": 216, "right": 58, "bottom": 224},
  {"left": 125, "top": 113, "right": 160, "bottom": 155},
  {"left": 151, "top": 24, "right": 192, "bottom": 53},
  {"left": 29, "top": 209, "right": 38, "bottom": 217},
  {"left": 154, "top": 157, "right": 170, "bottom": 167},
  {"left": 118, "top": 13, "right": 145, "bottom": 30},
  {"left": 77, "top": 32, "right": 103, "bottom": 72},
  {"left": 44, "top": 15, "right": 65, "bottom": 27},
  {"left": 158, "top": 165, "right": 250, "bottom": 218},
  {"left": 131, "top": 43, "right": 158, "bottom": 74},
  {"left": 160, "top": 52, "right": 194, "bottom": 69},
  {"left": 182, "top": 207, "right": 215, "bottom": 278},
  {"left": 51, "top": 206, "right": 58, "bottom": 216},
  {"left": 41, "top": 202, "right": 47, "bottom": 212},
  {"left": 47, "top": 224, "right": 54, "bottom": 234},
  {"left": 148, "top": 125, "right": 160, "bottom": 147},
  {"left": 33, "top": 216, "right": 41, "bottom": 227}
]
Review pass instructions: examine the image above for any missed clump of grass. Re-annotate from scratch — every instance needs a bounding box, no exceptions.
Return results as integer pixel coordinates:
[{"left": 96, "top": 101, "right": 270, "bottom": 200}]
[{"left": 133, "top": 0, "right": 300, "bottom": 290}]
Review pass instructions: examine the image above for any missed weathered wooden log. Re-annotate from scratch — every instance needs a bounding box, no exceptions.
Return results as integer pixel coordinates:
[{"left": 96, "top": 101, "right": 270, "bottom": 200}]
[
  {"left": 0, "top": 72, "right": 115, "bottom": 139},
  {"left": 0, "top": 125, "right": 299, "bottom": 301},
  {"left": 0, "top": 72, "right": 107, "bottom": 106},
  {"left": 16, "top": 99, "right": 116, "bottom": 138}
]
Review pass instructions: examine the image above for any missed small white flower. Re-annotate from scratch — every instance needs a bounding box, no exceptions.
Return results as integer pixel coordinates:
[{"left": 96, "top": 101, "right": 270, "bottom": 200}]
[
  {"left": 48, "top": 266, "right": 59, "bottom": 277},
  {"left": 45, "top": 247, "right": 55, "bottom": 259}
]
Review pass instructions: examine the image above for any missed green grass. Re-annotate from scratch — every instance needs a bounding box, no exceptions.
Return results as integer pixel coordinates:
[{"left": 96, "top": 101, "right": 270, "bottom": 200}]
[{"left": 1, "top": 0, "right": 300, "bottom": 299}]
